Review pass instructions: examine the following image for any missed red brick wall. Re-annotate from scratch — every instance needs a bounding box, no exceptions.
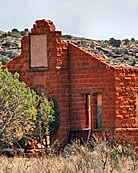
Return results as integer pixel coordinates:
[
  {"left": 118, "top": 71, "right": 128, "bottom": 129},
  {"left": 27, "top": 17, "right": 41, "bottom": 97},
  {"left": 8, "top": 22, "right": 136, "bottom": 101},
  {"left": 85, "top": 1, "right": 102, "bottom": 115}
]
[
  {"left": 114, "top": 128, "right": 138, "bottom": 146},
  {"left": 4, "top": 19, "right": 138, "bottom": 144},
  {"left": 69, "top": 43, "right": 116, "bottom": 130},
  {"left": 114, "top": 68, "right": 138, "bottom": 128},
  {"left": 5, "top": 20, "right": 70, "bottom": 140},
  {"left": 114, "top": 68, "right": 138, "bottom": 145},
  {"left": 5, "top": 20, "right": 117, "bottom": 139}
]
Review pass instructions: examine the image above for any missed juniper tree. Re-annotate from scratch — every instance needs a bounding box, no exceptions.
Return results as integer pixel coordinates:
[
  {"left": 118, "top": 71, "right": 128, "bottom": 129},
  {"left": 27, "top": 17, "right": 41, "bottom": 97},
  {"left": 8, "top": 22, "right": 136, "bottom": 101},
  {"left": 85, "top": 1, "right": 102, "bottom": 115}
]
[{"left": 0, "top": 67, "right": 37, "bottom": 146}]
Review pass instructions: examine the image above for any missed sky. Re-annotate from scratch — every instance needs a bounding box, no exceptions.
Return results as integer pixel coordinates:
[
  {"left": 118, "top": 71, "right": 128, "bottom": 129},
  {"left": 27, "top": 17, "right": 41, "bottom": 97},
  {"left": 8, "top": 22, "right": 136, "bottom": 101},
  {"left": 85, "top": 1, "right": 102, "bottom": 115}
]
[{"left": 0, "top": 0, "right": 138, "bottom": 40}]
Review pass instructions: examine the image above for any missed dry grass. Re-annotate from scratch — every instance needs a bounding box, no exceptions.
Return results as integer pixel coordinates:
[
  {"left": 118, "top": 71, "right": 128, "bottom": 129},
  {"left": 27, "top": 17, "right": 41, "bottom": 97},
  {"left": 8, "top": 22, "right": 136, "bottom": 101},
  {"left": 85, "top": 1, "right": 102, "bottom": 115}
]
[{"left": 0, "top": 142, "right": 137, "bottom": 173}]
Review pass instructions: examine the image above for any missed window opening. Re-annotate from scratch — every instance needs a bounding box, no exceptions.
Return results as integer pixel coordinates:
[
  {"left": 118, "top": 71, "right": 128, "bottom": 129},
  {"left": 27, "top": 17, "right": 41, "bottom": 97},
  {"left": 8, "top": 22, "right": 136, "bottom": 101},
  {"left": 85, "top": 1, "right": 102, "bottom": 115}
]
[
  {"left": 30, "top": 34, "right": 48, "bottom": 68},
  {"left": 85, "top": 94, "right": 91, "bottom": 128}
]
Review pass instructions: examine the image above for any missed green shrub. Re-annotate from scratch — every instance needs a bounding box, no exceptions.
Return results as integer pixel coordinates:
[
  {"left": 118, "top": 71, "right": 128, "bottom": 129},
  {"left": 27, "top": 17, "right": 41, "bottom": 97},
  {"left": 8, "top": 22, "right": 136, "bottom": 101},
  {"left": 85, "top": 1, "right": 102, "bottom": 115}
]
[
  {"left": 131, "top": 38, "right": 135, "bottom": 42},
  {"left": 131, "top": 58, "right": 136, "bottom": 66},
  {"left": 0, "top": 55, "right": 10, "bottom": 65},
  {"left": 24, "top": 28, "right": 29, "bottom": 32},
  {"left": 0, "top": 68, "right": 59, "bottom": 147},
  {"left": 2, "top": 41, "right": 12, "bottom": 47},
  {"left": 124, "top": 39, "right": 129, "bottom": 45},
  {"left": 20, "top": 31, "right": 26, "bottom": 36},
  {"left": 32, "top": 93, "right": 59, "bottom": 141},
  {"left": 11, "top": 28, "right": 19, "bottom": 33},
  {"left": 10, "top": 32, "right": 21, "bottom": 38},
  {"left": 0, "top": 68, "right": 37, "bottom": 145},
  {"left": 0, "top": 33, "right": 7, "bottom": 38},
  {"left": 114, "top": 48, "right": 123, "bottom": 54},
  {"left": 123, "top": 54, "right": 129, "bottom": 60},
  {"left": 62, "top": 35, "right": 72, "bottom": 40},
  {"left": 109, "top": 38, "right": 121, "bottom": 47}
]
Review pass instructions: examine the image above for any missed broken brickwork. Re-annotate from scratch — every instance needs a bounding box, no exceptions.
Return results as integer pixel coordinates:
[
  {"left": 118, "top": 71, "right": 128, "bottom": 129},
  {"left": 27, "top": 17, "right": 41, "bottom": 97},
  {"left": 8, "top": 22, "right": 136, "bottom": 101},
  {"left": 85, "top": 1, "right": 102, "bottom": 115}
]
[{"left": 114, "top": 68, "right": 138, "bottom": 144}]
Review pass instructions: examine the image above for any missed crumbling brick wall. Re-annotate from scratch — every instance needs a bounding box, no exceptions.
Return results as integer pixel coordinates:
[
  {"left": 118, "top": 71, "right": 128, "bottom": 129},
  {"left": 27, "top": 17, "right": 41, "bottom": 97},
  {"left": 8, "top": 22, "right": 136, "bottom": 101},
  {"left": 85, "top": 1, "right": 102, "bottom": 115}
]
[
  {"left": 4, "top": 19, "right": 138, "bottom": 144},
  {"left": 5, "top": 20, "right": 70, "bottom": 140},
  {"left": 114, "top": 68, "right": 138, "bottom": 145},
  {"left": 5, "top": 20, "right": 117, "bottom": 139},
  {"left": 114, "top": 68, "right": 138, "bottom": 128}
]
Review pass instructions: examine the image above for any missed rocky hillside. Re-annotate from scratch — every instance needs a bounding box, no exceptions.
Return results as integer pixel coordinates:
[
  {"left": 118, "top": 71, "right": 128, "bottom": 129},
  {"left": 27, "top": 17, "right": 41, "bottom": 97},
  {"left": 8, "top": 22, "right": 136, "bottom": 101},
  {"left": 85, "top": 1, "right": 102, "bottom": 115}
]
[
  {"left": 0, "top": 29, "right": 28, "bottom": 65},
  {"left": 0, "top": 30, "right": 138, "bottom": 68},
  {"left": 63, "top": 35, "right": 138, "bottom": 68}
]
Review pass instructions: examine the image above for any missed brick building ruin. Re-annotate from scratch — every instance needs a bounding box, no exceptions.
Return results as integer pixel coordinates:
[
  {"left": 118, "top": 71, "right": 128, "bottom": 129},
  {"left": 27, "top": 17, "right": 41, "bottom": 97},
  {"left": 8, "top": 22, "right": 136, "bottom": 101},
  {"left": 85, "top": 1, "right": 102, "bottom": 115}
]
[{"left": 5, "top": 20, "right": 138, "bottom": 144}]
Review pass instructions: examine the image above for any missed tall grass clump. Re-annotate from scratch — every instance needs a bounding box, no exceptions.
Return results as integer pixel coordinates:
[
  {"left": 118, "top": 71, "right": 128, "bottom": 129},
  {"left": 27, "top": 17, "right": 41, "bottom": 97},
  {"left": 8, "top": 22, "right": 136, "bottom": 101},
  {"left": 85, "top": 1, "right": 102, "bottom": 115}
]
[{"left": 0, "top": 135, "right": 137, "bottom": 173}]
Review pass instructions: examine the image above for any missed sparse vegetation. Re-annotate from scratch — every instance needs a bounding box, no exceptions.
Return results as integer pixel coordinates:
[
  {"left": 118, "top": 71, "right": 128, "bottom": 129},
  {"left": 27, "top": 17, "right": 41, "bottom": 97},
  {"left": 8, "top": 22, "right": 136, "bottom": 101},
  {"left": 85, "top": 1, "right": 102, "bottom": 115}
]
[
  {"left": 0, "top": 29, "right": 29, "bottom": 65},
  {"left": 0, "top": 136, "right": 137, "bottom": 173},
  {"left": 62, "top": 35, "right": 138, "bottom": 67}
]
